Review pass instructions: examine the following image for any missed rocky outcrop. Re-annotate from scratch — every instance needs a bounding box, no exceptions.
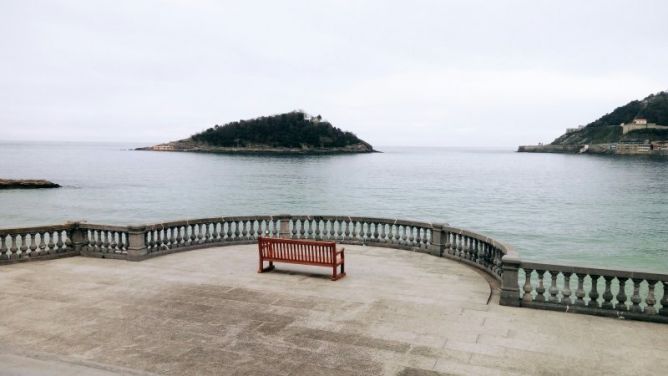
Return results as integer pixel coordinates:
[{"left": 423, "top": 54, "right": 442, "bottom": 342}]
[
  {"left": 0, "top": 179, "right": 61, "bottom": 189},
  {"left": 137, "top": 140, "right": 377, "bottom": 155}
]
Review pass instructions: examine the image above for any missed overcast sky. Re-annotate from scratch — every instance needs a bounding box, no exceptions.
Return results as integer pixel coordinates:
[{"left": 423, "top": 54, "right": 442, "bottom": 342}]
[{"left": 1, "top": 0, "right": 667, "bottom": 147}]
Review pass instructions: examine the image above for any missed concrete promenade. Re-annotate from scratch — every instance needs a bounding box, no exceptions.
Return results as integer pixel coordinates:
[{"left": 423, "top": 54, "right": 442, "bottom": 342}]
[{"left": 0, "top": 245, "right": 665, "bottom": 375}]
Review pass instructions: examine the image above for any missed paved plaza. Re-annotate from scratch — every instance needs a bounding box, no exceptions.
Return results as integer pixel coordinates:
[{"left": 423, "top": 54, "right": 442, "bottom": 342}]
[{"left": 0, "top": 245, "right": 666, "bottom": 375}]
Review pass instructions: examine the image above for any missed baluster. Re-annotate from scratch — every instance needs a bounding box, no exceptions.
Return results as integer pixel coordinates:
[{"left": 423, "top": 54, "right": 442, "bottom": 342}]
[
  {"left": 408, "top": 226, "right": 415, "bottom": 246},
  {"left": 522, "top": 269, "right": 534, "bottom": 303},
  {"left": 372, "top": 223, "right": 379, "bottom": 242},
  {"left": 378, "top": 223, "right": 386, "bottom": 243},
  {"left": 146, "top": 230, "right": 155, "bottom": 251},
  {"left": 272, "top": 220, "right": 278, "bottom": 236},
  {"left": 645, "top": 280, "right": 657, "bottom": 315},
  {"left": 216, "top": 222, "right": 224, "bottom": 241},
  {"left": 186, "top": 225, "right": 194, "bottom": 245},
  {"left": 401, "top": 225, "right": 407, "bottom": 245},
  {"left": 298, "top": 220, "right": 305, "bottom": 239},
  {"left": 588, "top": 275, "right": 600, "bottom": 308},
  {"left": 99, "top": 231, "right": 108, "bottom": 253},
  {"left": 561, "top": 272, "right": 572, "bottom": 305},
  {"left": 223, "top": 222, "right": 230, "bottom": 240},
  {"left": 615, "top": 277, "right": 628, "bottom": 311},
  {"left": 0, "top": 235, "right": 7, "bottom": 260},
  {"left": 602, "top": 276, "right": 614, "bottom": 309},
  {"left": 171, "top": 227, "right": 179, "bottom": 247},
  {"left": 56, "top": 231, "right": 64, "bottom": 252},
  {"left": 110, "top": 232, "right": 119, "bottom": 252},
  {"left": 444, "top": 232, "right": 452, "bottom": 255},
  {"left": 660, "top": 282, "right": 668, "bottom": 317},
  {"left": 46, "top": 232, "right": 55, "bottom": 254},
  {"left": 28, "top": 233, "right": 37, "bottom": 256},
  {"left": 462, "top": 236, "right": 469, "bottom": 259},
  {"left": 202, "top": 223, "right": 209, "bottom": 243},
  {"left": 630, "top": 278, "right": 643, "bottom": 313},
  {"left": 575, "top": 273, "right": 586, "bottom": 306},
  {"left": 549, "top": 271, "right": 559, "bottom": 303},
  {"left": 344, "top": 220, "right": 351, "bottom": 240},
  {"left": 328, "top": 220, "right": 335, "bottom": 240},
  {"left": 535, "top": 270, "right": 546, "bottom": 303},
  {"left": 414, "top": 227, "right": 422, "bottom": 248},
  {"left": 456, "top": 233, "right": 463, "bottom": 257},
  {"left": 306, "top": 220, "right": 313, "bottom": 239},
  {"left": 39, "top": 232, "right": 47, "bottom": 253},
  {"left": 9, "top": 234, "right": 18, "bottom": 259},
  {"left": 336, "top": 220, "right": 343, "bottom": 241},
  {"left": 19, "top": 234, "right": 28, "bottom": 255},
  {"left": 242, "top": 221, "right": 249, "bottom": 240}
]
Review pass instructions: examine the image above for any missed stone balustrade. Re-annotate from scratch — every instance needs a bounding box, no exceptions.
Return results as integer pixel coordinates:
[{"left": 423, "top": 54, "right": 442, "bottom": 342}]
[
  {"left": 1, "top": 215, "right": 665, "bottom": 323},
  {"left": 0, "top": 223, "right": 76, "bottom": 262},
  {"left": 500, "top": 260, "right": 668, "bottom": 323}
]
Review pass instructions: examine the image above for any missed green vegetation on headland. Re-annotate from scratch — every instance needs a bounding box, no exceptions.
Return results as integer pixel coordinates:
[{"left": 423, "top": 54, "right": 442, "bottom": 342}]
[
  {"left": 0, "top": 179, "right": 60, "bottom": 189},
  {"left": 138, "top": 111, "right": 376, "bottom": 154},
  {"left": 551, "top": 91, "right": 668, "bottom": 145},
  {"left": 518, "top": 91, "right": 668, "bottom": 155}
]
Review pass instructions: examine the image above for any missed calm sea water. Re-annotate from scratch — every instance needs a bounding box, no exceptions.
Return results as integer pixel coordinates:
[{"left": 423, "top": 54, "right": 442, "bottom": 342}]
[{"left": 1, "top": 141, "right": 666, "bottom": 272}]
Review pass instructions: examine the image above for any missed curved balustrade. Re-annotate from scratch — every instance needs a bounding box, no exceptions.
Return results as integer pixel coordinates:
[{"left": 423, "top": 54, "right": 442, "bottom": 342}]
[
  {"left": 1, "top": 215, "right": 666, "bottom": 324},
  {"left": 0, "top": 224, "right": 75, "bottom": 262}
]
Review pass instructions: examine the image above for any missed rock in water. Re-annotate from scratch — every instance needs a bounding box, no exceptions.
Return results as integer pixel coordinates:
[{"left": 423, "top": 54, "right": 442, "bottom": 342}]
[{"left": 0, "top": 179, "right": 61, "bottom": 189}]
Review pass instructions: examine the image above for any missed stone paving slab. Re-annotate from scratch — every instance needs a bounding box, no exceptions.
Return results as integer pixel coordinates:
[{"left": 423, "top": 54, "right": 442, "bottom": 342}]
[{"left": 0, "top": 245, "right": 666, "bottom": 375}]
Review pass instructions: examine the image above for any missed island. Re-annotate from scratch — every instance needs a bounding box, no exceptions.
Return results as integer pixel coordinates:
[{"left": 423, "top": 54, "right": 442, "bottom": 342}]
[
  {"left": 519, "top": 91, "right": 668, "bottom": 155},
  {"left": 0, "top": 179, "right": 61, "bottom": 189},
  {"left": 138, "top": 111, "right": 377, "bottom": 155}
]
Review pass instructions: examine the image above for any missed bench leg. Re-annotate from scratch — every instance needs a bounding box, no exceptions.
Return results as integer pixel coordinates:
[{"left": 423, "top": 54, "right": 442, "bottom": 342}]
[{"left": 258, "top": 260, "right": 275, "bottom": 273}]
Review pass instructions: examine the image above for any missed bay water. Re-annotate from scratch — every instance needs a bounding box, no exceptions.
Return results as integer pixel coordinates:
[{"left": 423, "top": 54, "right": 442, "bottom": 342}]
[{"left": 1, "top": 141, "right": 666, "bottom": 272}]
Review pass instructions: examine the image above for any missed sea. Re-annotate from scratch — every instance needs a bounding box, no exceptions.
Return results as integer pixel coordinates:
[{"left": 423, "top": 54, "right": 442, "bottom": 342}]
[{"left": 1, "top": 141, "right": 666, "bottom": 272}]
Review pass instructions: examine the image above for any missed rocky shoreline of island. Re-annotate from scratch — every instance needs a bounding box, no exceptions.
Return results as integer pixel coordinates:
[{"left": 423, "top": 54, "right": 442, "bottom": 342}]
[
  {"left": 136, "top": 140, "right": 378, "bottom": 155},
  {"left": 0, "top": 179, "right": 61, "bottom": 189}
]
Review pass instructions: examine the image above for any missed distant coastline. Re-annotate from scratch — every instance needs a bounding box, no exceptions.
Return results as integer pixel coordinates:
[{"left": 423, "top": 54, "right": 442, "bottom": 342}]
[{"left": 519, "top": 90, "right": 668, "bottom": 156}]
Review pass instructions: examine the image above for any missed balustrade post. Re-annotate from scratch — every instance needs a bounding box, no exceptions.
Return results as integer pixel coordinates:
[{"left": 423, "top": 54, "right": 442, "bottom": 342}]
[
  {"left": 428, "top": 224, "right": 444, "bottom": 257},
  {"left": 275, "top": 214, "right": 291, "bottom": 238},
  {"left": 659, "top": 281, "right": 668, "bottom": 317},
  {"left": 127, "top": 225, "right": 148, "bottom": 261},
  {"left": 499, "top": 255, "right": 521, "bottom": 307},
  {"left": 69, "top": 222, "right": 85, "bottom": 254}
]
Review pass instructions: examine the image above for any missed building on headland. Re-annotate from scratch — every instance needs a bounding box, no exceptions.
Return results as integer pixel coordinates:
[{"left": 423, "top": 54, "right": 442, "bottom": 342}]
[
  {"left": 565, "top": 125, "right": 585, "bottom": 134},
  {"left": 620, "top": 118, "right": 668, "bottom": 134}
]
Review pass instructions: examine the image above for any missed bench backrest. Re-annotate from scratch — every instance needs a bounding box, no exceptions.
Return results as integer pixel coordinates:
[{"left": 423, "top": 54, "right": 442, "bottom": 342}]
[{"left": 258, "top": 236, "right": 337, "bottom": 264}]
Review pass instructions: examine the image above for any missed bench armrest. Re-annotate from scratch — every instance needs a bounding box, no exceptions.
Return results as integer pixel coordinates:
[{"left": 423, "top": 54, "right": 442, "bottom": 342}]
[{"left": 336, "top": 248, "right": 344, "bottom": 255}]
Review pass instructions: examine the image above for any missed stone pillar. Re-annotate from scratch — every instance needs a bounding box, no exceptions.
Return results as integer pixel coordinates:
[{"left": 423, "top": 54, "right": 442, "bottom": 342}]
[
  {"left": 275, "top": 214, "right": 291, "bottom": 238},
  {"left": 429, "top": 224, "right": 445, "bottom": 257},
  {"left": 499, "top": 255, "right": 521, "bottom": 307},
  {"left": 69, "top": 222, "right": 85, "bottom": 254},
  {"left": 127, "top": 225, "right": 148, "bottom": 261}
]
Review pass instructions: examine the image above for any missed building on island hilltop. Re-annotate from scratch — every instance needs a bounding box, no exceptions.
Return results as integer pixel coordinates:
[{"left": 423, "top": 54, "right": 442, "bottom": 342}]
[{"left": 620, "top": 117, "right": 668, "bottom": 134}]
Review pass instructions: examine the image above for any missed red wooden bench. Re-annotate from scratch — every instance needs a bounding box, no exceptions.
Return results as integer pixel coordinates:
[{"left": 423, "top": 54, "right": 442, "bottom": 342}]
[{"left": 257, "top": 236, "right": 346, "bottom": 281}]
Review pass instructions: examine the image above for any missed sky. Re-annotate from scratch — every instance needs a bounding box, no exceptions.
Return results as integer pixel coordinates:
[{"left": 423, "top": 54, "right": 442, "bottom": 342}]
[{"left": 1, "top": 0, "right": 667, "bottom": 147}]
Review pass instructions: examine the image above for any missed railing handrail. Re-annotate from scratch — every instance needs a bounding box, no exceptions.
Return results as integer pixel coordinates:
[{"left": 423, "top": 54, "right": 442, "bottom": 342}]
[{"left": 520, "top": 260, "right": 668, "bottom": 283}]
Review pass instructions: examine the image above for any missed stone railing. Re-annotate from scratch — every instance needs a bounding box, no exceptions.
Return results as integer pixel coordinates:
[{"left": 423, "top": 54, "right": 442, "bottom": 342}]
[
  {"left": 499, "top": 258, "right": 668, "bottom": 323},
  {"left": 0, "top": 215, "right": 509, "bottom": 284},
  {"left": 0, "top": 223, "right": 77, "bottom": 262},
  {"left": 1, "top": 215, "right": 665, "bottom": 323}
]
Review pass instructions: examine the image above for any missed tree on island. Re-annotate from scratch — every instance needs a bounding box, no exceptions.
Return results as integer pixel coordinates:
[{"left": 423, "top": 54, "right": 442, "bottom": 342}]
[{"left": 190, "top": 111, "right": 369, "bottom": 149}]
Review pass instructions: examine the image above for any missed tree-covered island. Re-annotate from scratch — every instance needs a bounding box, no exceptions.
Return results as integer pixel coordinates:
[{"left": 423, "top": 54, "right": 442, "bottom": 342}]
[{"left": 138, "top": 111, "right": 376, "bottom": 154}]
